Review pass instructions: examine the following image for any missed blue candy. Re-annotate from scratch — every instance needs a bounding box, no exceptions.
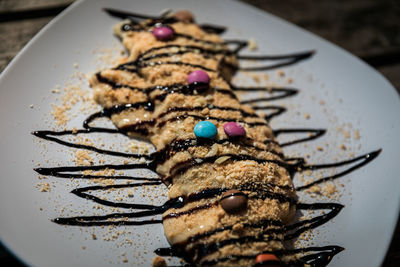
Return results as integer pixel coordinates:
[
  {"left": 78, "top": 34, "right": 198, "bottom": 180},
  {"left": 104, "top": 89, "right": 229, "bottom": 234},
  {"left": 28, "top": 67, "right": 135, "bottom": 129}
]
[{"left": 194, "top": 121, "right": 217, "bottom": 139}]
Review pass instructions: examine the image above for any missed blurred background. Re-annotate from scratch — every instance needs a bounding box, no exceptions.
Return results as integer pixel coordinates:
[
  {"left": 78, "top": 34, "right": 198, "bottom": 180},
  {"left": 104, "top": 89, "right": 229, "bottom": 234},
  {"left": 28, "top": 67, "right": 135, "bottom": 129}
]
[{"left": 0, "top": 0, "right": 399, "bottom": 266}]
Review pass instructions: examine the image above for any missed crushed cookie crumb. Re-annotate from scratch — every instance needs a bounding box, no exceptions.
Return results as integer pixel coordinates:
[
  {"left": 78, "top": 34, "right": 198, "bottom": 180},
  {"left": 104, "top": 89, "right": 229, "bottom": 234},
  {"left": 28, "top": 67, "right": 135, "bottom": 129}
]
[
  {"left": 247, "top": 38, "right": 258, "bottom": 51},
  {"left": 324, "top": 183, "right": 337, "bottom": 197},
  {"left": 232, "top": 223, "right": 244, "bottom": 233},
  {"left": 354, "top": 130, "right": 360, "bottom": 140},
  {"left": 39, "top": 183, "right": 50, "bottom": 192},
  {"left": 127, "top": 188, "right": 134, "bottom": 197}
]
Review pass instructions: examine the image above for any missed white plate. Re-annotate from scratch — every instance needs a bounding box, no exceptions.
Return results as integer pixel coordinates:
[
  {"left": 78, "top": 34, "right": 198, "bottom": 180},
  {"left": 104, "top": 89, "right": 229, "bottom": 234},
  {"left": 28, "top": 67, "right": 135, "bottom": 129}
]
[{"left": 0, "top": 0, "right": 399, "bottom": 266}]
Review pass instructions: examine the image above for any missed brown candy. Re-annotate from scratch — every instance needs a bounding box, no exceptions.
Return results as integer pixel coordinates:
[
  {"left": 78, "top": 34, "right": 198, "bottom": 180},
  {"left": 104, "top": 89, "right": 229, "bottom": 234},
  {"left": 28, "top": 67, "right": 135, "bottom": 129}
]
[
  {"left": 174, "top": 10, "right": 195, "bottom": 23},
  {"left": 220, "top": 189, "right": 247, "bottom": 213}
]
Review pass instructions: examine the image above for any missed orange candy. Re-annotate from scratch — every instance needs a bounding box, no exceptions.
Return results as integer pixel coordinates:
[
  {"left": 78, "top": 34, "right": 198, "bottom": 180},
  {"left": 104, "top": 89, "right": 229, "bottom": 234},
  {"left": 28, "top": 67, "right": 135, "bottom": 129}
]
[{"left": 255, "top": 253, "right": 280, "bottom": 267}]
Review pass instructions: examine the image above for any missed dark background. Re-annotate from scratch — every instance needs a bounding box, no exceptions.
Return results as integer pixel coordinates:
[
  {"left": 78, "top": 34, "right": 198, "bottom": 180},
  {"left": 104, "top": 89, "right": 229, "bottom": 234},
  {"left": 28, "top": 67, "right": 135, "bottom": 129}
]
[{"left": 0, "top": 0, "right": 399, "bottom": 266}]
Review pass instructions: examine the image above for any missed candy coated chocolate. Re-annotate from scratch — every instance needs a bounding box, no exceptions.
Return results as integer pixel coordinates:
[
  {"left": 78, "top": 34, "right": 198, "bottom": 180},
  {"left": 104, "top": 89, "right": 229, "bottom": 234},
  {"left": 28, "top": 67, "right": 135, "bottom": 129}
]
[
  {"left": 194, "top": 121, "right": 217, "bottom": 139},
  {"left": 153, "top": 26, "right": 174, "bottom": 41},
  {"left": 174, "top": 10, "right": 195, "bottom": 23},
  {"left": 187, "top": 70, "right": 210, "bottom": 85},
  {"left": 220, "top": 189, "right": 247, "bottom": 213},
  {"left": 255, "top": 254, "right": 280, "bottom": 267},
  {"left": 223, "top": 122, "right": 246, "bottom": 137}
]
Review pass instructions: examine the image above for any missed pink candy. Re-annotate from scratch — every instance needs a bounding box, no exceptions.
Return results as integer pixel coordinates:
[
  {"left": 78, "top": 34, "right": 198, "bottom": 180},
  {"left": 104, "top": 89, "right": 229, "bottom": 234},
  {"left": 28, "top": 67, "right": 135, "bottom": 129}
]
[
  {"left": 224, "top": 122, "right": 246, "bottom": 137},
  {"left": 187, "top": 70, "right": 210, "bottom": 85},
  {"left": 153, "top": 26, "right": 174, "bottom": 41}
]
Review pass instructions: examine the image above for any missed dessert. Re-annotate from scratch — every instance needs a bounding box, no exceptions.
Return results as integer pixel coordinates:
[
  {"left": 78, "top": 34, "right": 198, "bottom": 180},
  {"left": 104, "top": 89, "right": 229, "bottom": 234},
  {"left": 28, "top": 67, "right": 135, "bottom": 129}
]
[
  {"left": 90, "top": 13, "right": 298, "bottom": 266},
  {"left": 32, "top": 8, "right": 381, "bottom": 267}
]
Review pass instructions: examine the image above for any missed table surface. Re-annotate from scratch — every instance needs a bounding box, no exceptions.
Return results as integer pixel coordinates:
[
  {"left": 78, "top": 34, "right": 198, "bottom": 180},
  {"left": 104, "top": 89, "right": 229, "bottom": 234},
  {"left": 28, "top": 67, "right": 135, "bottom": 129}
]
[{"left": 0, "top": 0, "right": 399, "bottom": 266}]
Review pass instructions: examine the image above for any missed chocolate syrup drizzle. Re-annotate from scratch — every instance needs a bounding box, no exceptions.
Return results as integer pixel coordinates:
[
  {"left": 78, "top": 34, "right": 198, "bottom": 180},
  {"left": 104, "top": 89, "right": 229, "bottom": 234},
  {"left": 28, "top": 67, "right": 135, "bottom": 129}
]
[
  {"left": 31, "top": 9, "right": 382, "bottom": 267},
  {"left": 274, "top": 128, "right": 326, "bottom": 147}
]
